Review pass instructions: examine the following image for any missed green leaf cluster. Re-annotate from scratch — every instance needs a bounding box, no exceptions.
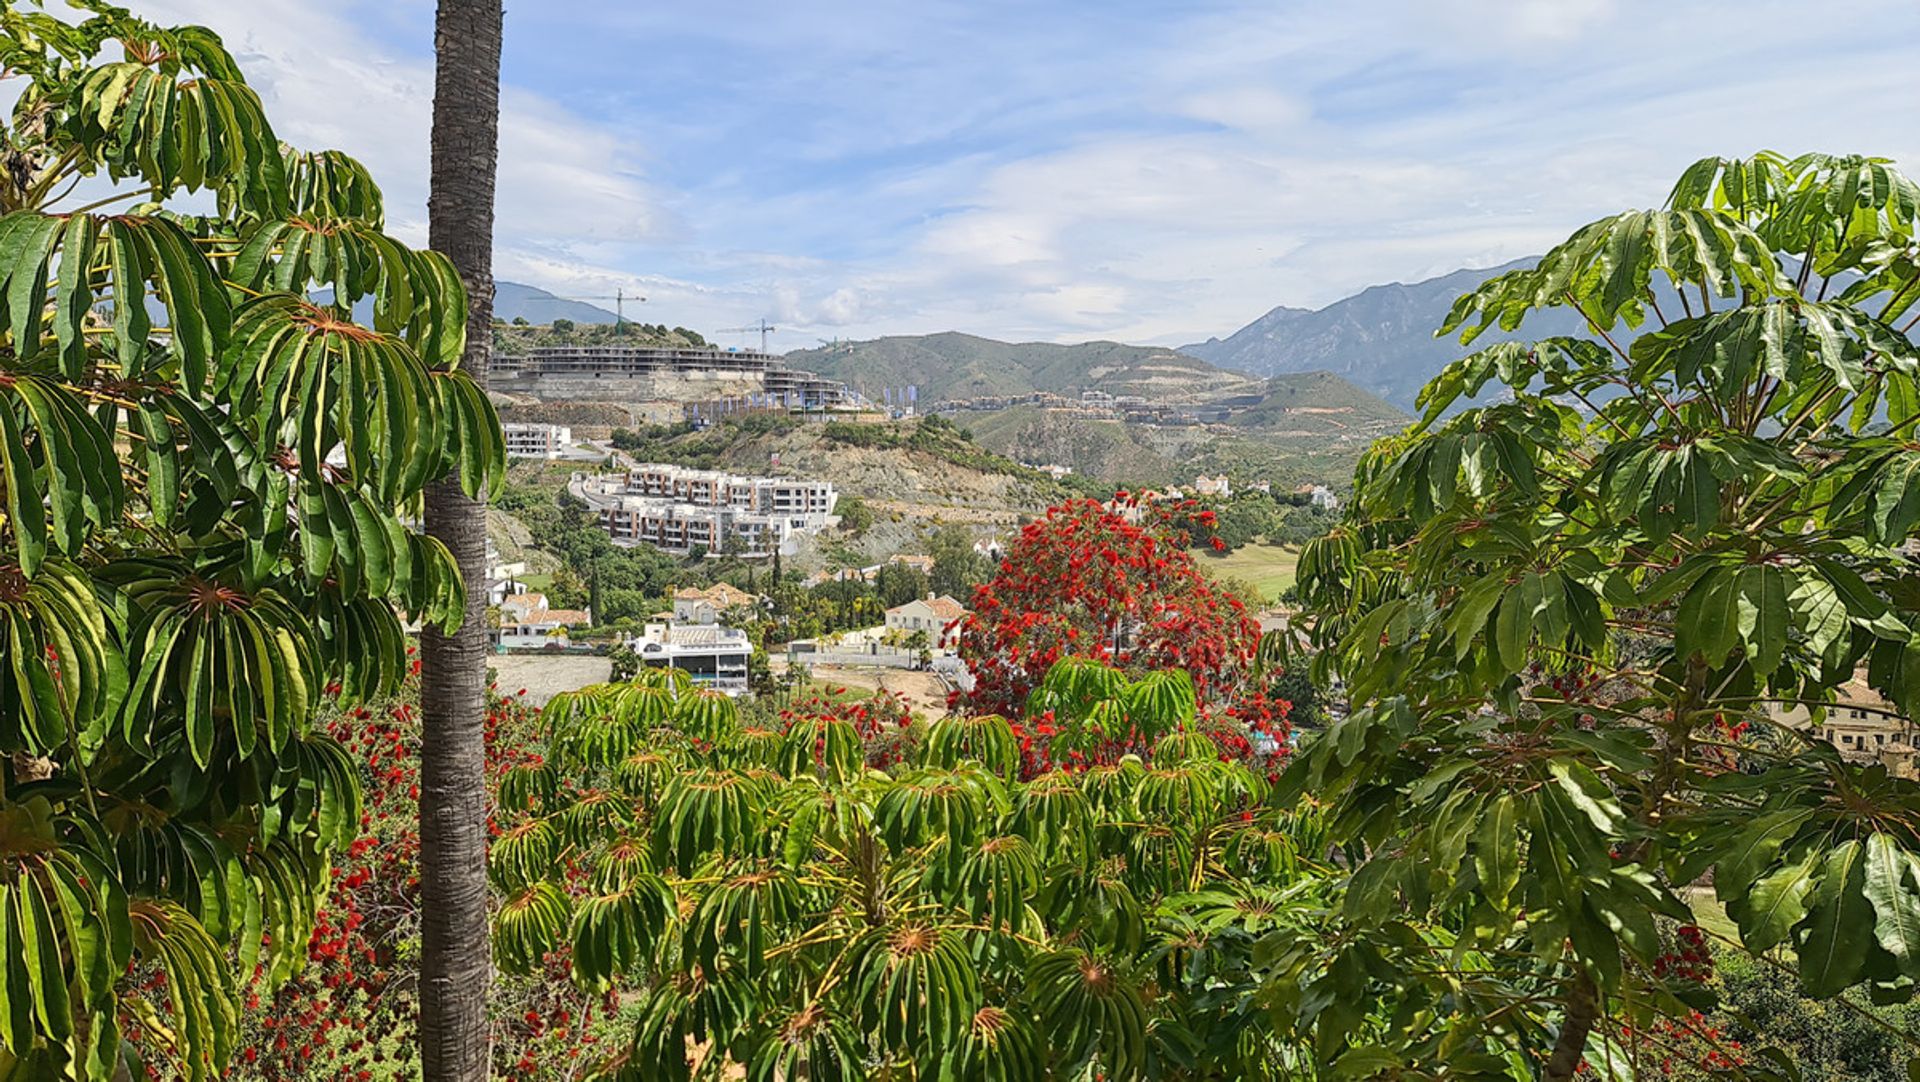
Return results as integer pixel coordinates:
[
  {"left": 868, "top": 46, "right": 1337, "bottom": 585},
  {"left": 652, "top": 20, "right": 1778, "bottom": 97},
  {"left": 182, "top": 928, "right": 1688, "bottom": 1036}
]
[
  {"left": 494, "top": 662, "right": 1339, "bottom": 1081},
  {"left": 1286, "top": 152, "right": 1920, "bottom": 1076},
  {"left": 0, "top": 4, "right": 503, "bottom": 1077}
]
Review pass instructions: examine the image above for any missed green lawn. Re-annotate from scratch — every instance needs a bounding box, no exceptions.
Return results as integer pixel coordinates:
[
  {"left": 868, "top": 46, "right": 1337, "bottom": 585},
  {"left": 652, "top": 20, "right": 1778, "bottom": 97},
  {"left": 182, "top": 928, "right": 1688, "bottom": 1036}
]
[{"left": 1201, "top": 542, "right": 1301, "bottom": 603}]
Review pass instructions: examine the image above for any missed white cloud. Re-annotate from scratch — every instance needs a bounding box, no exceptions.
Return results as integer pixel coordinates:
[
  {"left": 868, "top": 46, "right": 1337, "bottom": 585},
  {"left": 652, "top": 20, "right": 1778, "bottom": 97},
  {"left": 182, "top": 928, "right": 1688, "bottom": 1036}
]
[
  {"left": 134, "top": 0, "right": 1920, "bottom": 352},
  {"left": 146, "top": 0, "right": 667, "bottom": 251},
  {"left": 1176, "top": 87, "right": 1310, "bottom": 134}
]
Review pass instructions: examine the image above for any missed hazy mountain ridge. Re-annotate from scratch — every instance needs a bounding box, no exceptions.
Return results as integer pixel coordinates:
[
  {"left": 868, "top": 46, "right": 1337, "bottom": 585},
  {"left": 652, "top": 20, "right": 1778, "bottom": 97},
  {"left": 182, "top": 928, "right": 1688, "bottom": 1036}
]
[
  {"left": 782, "top": 331, "right": 1264, "bottom": 403},
  {"left": 492, "top": 282, "right": 622, "bottom": 325},
  {"left": 1182, "top": 258, "right": 1599, "bottom": 410}
]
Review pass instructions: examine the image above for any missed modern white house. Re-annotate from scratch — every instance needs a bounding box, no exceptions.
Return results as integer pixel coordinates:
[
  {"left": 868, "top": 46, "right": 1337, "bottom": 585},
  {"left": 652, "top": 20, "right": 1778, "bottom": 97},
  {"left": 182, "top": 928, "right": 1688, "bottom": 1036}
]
[
  {"left": 629, "top": 622, "right": 754, "bottom": 693},
  {"left": 626, "top": 582, "right": 761, "bottom": 693},
  {"left": 502, "top": 422, "right": 574, "bottom": 459},
  {"left": 884, "top": 595, "right": 968, "bottom": 649}
]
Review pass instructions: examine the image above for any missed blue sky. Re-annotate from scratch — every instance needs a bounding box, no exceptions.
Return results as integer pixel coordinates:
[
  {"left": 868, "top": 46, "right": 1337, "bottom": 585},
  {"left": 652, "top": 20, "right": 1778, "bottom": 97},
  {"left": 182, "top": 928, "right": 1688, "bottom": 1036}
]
[{"left": 158, "top": 0, "right": 1920, "bottom": 349}]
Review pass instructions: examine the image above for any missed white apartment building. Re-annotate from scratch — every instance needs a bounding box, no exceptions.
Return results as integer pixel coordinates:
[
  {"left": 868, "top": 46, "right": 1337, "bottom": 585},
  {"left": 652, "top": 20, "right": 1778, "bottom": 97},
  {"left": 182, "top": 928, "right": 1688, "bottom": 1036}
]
[
  {"left": 573, "top": 464, "right": 837, "bottom": 556},
  {"left": 503, "top": 422, "right": 574, "bottom": 459}
]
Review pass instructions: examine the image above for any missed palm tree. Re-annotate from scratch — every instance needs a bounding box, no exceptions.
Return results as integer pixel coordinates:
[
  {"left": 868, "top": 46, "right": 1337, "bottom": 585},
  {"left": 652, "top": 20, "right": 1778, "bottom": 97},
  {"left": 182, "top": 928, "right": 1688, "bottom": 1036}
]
[{"left": 422, "top": 0, "right": 504, "bottom": 1077}]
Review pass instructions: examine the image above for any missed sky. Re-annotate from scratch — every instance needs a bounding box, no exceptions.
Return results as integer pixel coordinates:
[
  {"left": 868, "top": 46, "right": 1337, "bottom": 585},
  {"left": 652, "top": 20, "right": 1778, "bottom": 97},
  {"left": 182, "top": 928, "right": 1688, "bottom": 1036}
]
[{"left": 153, "top": 0, "right": 1920, "bottom": 350}]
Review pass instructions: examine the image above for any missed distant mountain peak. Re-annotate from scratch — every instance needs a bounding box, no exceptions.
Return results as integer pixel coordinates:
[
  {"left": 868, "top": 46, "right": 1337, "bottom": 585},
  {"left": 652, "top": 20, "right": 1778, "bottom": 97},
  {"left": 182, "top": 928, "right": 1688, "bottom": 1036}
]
[{"left": 1180, "top": 257, "right": 1571, "bottom": 410}]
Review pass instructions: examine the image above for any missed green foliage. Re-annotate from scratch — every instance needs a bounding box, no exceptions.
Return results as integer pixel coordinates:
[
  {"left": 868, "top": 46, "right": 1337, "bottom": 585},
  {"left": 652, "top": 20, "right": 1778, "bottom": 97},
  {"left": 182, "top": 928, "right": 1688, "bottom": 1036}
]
[
  {"left": 875, "top": 560, "right": 930, "bottom": 607},
  {"left": 493, "top": 318, "right": 707, "bottom": 356},
  {"left": 1708, "top": 950, "right": 1920, "bottom": 1081},
  {"left": 1285, "top": 152, "right": 1920, "bottom": 1076},
  {"left": 929, "top": 524, "right": 990, "bottom": 599},
  {"left": 835, "top": 493, "right": 874, "bottom": 534},
  {"left": 493, "top": 660, "right": 1333, "bottom": 1080},
  {"left": 0, "top": 6, "right": 502, "bottom": 1076}
]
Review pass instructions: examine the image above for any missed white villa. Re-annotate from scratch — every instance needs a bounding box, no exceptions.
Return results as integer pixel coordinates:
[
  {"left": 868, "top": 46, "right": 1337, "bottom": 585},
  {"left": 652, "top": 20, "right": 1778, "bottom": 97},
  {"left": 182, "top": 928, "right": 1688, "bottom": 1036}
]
[
  {"left": 495, "top": 591, "right": 591, "bottom": 650},
  {"left": 884, "top": 595, "right": 969, "bottom": 649}
]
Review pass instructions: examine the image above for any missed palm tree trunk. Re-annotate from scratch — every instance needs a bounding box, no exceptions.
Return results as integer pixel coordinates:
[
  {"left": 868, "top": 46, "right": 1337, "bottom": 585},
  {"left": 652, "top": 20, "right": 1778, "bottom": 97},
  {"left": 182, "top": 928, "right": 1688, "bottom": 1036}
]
[{"left": 421, "top": 1, "right": 502, "bottom": 1078}]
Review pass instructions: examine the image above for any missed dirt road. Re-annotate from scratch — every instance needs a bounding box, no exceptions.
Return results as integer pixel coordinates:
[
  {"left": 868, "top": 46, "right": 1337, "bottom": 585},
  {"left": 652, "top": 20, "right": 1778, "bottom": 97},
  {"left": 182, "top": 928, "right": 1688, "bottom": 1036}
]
[{"left": 775, "top": 660, "right": 953, "bottom": 719}]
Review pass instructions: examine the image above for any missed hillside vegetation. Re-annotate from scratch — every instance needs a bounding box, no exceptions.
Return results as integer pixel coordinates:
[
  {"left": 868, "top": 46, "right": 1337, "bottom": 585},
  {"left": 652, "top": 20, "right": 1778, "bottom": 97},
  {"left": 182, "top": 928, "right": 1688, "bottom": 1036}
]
[
  {"left": 611, "top": 413, "right": 1071, "bottom": 517},
  {"left": 959, "top": 371, "right": 1406, "bottom": 486},
  {"left": 783, "top": 330, "right": 1263, "bottom": 402},
  {"left": 492, "top": 318, "right": 710, "bottom": 355}
]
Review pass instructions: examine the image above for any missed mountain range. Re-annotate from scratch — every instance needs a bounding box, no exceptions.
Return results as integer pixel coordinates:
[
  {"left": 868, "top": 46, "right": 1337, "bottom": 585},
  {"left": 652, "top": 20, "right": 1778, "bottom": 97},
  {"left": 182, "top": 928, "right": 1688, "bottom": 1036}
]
[
  {"left": 1180, "top": 258, "right": 1591, "bottom": 410},
  {"left": 780, "top": 331, "right": 1266, "bottom": 404},
  {"left": 490, "top": 264, "right": 1575, "bottom": 415}
]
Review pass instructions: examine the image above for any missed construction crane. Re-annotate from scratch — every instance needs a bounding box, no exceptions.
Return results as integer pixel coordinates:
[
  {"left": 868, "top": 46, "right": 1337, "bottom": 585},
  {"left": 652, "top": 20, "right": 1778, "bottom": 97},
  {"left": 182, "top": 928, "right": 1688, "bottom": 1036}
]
[
  {"left": 522, "top": 287, "right": 647, "bottom": 324},
  {"left": 719, "top": 319, "right": 777, "bottom": 352}
]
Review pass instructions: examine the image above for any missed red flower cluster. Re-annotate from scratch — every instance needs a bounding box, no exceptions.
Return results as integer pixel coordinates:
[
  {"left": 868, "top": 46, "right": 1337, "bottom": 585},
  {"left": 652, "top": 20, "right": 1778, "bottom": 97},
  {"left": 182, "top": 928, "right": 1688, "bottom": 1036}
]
[
  {"left": 953, "top": 498, "right": 1259, "bottom": 717},
  {"left": 228, "top": 664, "right": 591, "bottom": 1078},
  {"left": 1005, "top": 698, "right": 1292, "bottom": 782},
  {"left": 1601, "top": 1008, "right": 1745, "bottom": 1076},
  {"left": 1650, "top": 923, "right": 1714, "bottom": 984}
]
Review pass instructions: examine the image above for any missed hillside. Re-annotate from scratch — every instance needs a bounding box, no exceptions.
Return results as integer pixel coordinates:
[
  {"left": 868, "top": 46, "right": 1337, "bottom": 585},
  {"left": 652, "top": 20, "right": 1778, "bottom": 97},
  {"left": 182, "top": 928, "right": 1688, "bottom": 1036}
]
[
  {"left": 1229, "top": 370, "right": 1410, "bottom": 432},
  {"left": 492, "top": 318, "right": 711, "bottom": 357},
  {"left": 611, "top": 413, "right": 1069, "bottom": 525},
  {"left": 1182, "top": 259, "right": 1593, "bottom": 410},
  {"left": 962, "top": 409, "right": 1180, "bottom": 486},
  {"left": 783, "top": 331, "right": 1262, "bottom": 403},
  {"left": 958, "top": 370, "right": 1405, "bottom": 486}
]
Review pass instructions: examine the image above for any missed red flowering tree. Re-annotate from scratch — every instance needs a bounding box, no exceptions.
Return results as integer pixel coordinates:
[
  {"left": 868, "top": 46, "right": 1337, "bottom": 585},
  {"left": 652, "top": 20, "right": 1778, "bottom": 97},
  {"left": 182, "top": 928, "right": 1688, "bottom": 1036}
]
[
  {"left": 954, "top": 498, "right": 1260, "bottom": 716},
  {"left": 229, "top": 662, "right": 623, "bottom": 1079}
]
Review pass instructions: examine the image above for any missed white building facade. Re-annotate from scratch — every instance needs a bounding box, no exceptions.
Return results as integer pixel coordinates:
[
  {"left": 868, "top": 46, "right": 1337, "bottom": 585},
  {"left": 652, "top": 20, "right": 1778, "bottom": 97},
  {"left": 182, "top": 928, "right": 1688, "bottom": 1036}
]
[
  {"left": 573, "top": 464, "right": 837, "bottom": 555},
  {"left": 884, "top": 595, "right": 968, "bottom": 649},
  {"left": 502, "top": 422, "right": 574, "bottom": 459}
]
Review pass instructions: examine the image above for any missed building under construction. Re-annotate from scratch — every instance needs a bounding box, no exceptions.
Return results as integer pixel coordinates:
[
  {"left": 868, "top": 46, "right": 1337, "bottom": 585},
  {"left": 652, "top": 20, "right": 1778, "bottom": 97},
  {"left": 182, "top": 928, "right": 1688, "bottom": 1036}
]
[{"left": 493, "top": 345, "right": 854, "bottom": 410}]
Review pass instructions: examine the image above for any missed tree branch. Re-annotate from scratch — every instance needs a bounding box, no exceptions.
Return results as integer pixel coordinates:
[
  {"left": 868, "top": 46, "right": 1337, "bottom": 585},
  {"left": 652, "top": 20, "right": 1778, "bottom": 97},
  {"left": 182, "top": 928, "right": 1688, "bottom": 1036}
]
[{"left": 1543, "top": 968, "right": 1599, "bottom": 1081}]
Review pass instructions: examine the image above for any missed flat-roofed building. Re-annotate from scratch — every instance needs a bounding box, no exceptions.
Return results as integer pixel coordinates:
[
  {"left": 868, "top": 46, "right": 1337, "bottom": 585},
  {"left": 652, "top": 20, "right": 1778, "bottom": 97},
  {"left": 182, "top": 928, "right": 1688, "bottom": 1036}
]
[
  {"left": 502, "top": 422, "right": 573, "bottom": 459},
  {"left": 629, "top": 622, "right": 753, "bottom": 693},
  {"left": 572, "top": 464, "right": 837, "bottom": 556}
]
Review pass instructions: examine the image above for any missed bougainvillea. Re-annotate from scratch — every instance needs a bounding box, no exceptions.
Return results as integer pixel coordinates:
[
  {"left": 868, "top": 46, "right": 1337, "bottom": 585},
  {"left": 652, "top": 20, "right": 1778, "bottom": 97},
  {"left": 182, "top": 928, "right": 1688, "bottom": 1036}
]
[{"left": 953, "top": 498, "right": 1261, "bottom": 716}]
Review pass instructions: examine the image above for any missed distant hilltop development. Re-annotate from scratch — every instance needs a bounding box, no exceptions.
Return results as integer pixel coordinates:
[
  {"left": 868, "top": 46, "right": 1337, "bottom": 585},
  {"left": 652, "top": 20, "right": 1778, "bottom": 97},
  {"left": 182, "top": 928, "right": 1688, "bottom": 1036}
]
[{"left": 493, "top": 344, "right": 855, "bottom": 413}]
